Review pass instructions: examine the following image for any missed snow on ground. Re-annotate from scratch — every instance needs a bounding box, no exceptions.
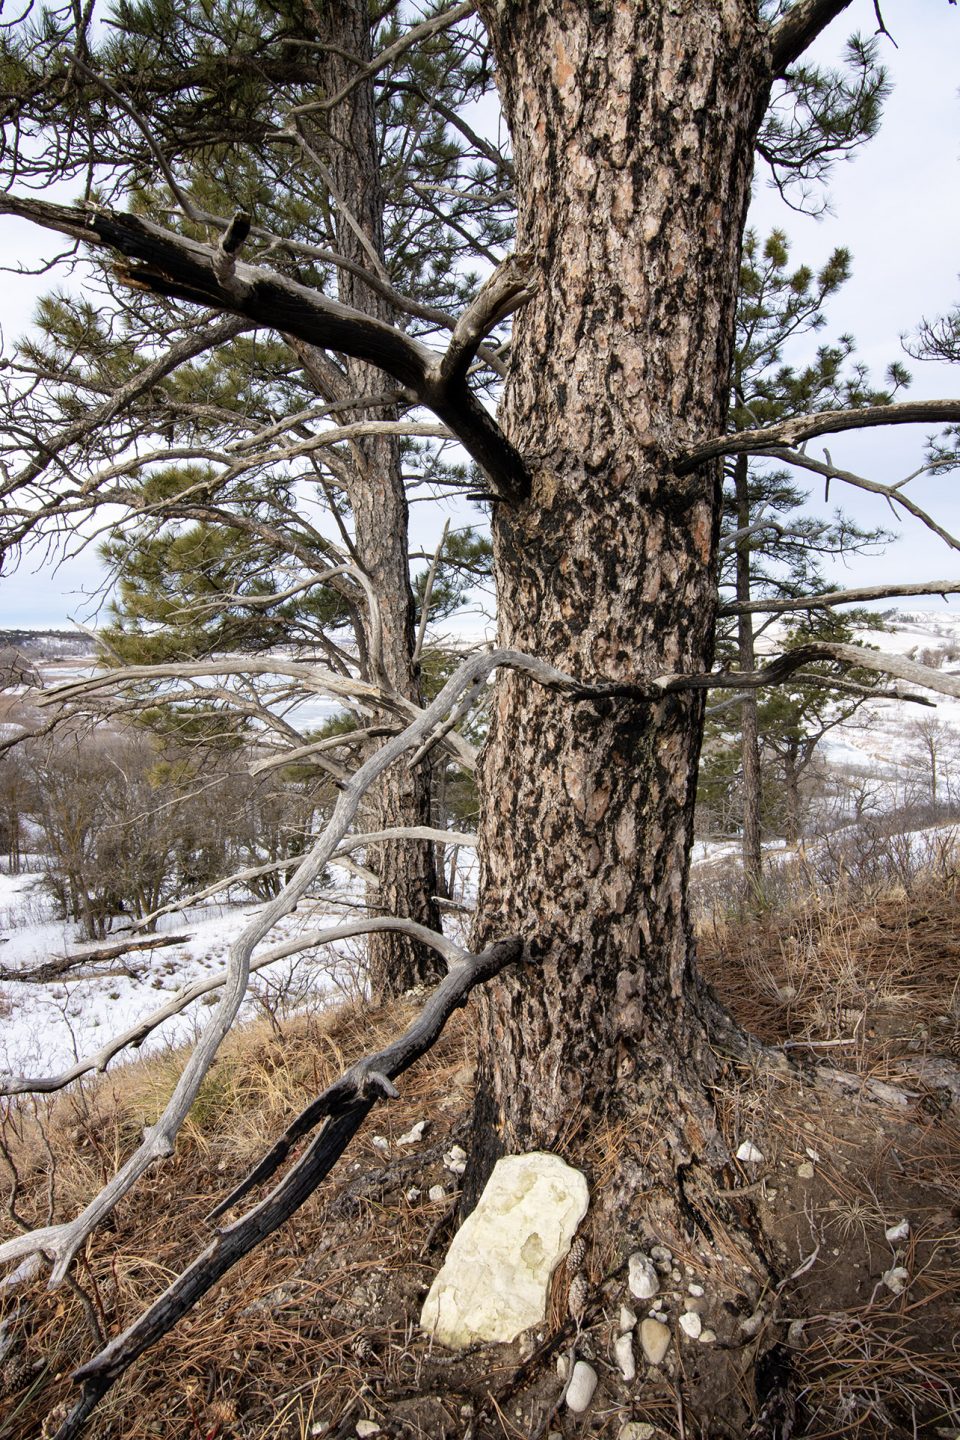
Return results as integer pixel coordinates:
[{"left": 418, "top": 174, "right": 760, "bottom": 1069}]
[
  {"left": 3, "top": 608, "right": 959, "bottom": 1087},
  {"left": 0, "top": 868, "right": 366, "bottom": 1083}
]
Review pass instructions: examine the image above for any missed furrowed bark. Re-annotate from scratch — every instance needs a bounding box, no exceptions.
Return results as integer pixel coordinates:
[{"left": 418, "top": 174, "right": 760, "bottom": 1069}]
[{"left": 466, "top": 0, "right": 771, "bottom": 1200}]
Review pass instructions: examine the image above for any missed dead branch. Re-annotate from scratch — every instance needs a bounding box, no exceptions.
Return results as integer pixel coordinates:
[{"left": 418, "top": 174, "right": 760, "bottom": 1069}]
[
  {"left": 0, "top": 193, "right": 529, "bottom": 502},
  {"left": 678, "top": 400, "right": 960, "bottom": 474},
  {"left": 290, "top": 1, "right": 476, "bottom": 117},
  {"left": 437, "top": 252, "right": 535, "bottom": 389},
  {"left": 720, "top": 579, "right": 960, "bottom": 616},
  {"left": 0, "top": 916, "right": 475, "bottom": 1097},
  {"left": 768, "top": 0, "right": 857, "bottom": 76},
  {"left": 0, "top": 932, "right": 192, "bottom": 985},
  {"left": 50, "top": 935, "right": 522, "bottom": 1440}
]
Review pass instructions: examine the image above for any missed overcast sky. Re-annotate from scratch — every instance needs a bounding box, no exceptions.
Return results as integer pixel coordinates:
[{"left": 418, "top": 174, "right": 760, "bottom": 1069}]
[{"left": 0, "top": 0, "right": 957, "bottom": 631}]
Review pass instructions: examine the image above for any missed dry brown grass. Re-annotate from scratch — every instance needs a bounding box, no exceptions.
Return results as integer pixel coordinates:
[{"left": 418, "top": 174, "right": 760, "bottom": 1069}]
[
  {"left": 0, "top": 995, "right": 480, "bottom": 1439},
  {"left": 1, "top": 873, "right": 960, "bottom": 1438}
]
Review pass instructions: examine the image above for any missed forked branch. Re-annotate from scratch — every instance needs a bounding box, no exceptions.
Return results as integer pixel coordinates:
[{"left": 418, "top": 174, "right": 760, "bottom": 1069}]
[{"left": 49, "top": 936, "right": 522, "bottom": 1440}]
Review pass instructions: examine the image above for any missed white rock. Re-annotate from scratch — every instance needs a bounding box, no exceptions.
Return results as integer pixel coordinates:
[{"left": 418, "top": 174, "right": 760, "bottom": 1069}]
[
  {"left": 740, "top": 1311, "right": 764, "bottom": 1337},
  {"left": 650, "top": 1244, "right": 673, "bottom": 1263},
  {"left": 405, "top": 1187, "right": 421, "bottom": 1202},
  {"left": 639, "top": 1317, "right": 671, "bottom": 1365},
  {"left": 420, "top": 1153, "right": 589, "bottom": 1346},
  {"left": 398, "top": 1120, "right": 428, "bottom": 1146},
  {"left": 687, "top": 1283, "right": 704, "bottom": 1298},
  {"left": 428, "top": 1184, "right": 446, "bottom": 1203},
  {"left": 679, "top": 1311, "right": 702, "bottom": 1339},
  {"left": 881, "top": 1265, "right": 910, "bottom": 1295},
  {"left": 618, "top": 1425, "right": 656, "bottom": 1440},
  {"left": 371, "top": 1136, "right": 389, "bottom": 1154},
  {"left": 565, "top": 1360, "right": 598, "bottom": 1413},
  {"left": 805, "top": 1147, "right": 821, "bottom": 1162},
  {"left": 628, "top": 1252, "right": 659, "bottom": 1300},
  {"left": 699, "top": 1328, "right": 717, "bottom": 1344},
  {"left": 444, "top": 1145, "right": 468, "bottom": 1175},
  {"left": 614, "top": 1332, "right": 636, "bottom": 1381},
  {"left": 786, "top": 1319, "right": 806, "bottom": 1347},
  {"left": 797, "top": 1162, "right": 815, "bottom": 1180},
  {"left": 619, "top": 1304, "right": 638, "bottom": 1333},
  {"left": 556, "top": 1353, "right": 571, "bottom": 1381},
  {"left": 736, "top": 1141, "right": 764, "bottom": 1164},
  {"left": 885, "top": 1218, "right": 910, "bottom": 1243},
  {"left": 355, "top": 1423, "right": 380, "bottom": 1438}
]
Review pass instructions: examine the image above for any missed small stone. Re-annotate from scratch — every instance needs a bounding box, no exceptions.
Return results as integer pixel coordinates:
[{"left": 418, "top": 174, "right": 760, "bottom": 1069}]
[
  {"left": 565, "top": 1360, "right": 598, "bottom": 1413},
  {"left": 670, "top": 1269, "right": 682, "bottom": 1282},
  {"left": 556, "top": 1353, "right": 571, "bottom": 1381},
  {"left": 639, "top": 1318, "right": 671, "bottom": 1365},
  {"left": 786, "top": 1319, "right": 806, "bottom": 1347},
  {"left": 650, "top": 1244, "right": 672, "bottom": 1263},
  {"left": 687, "top": 1283, "right": 704, "bottom": 1298},
  {"left": 618, "top": 1425, "right": 656, "bottom": 1440},
  {"left": 885, "top": 1218, "right": 910, "bottom": 1243},
  {"left": 356, "top": 1423, "right": 380, "bottom": 1438},
  {"left": 619, "top": 1304, "right": 638, "bottom": 1333},
  {"left": 805, "top": 1147, "right": 821, "bottom": 1162},
  {"left": 614, "top": 1332, "right": 636, "bottom": 1381},
  {"left": 698, "top": 1328, "right": 717, "bottom": 1344},
  {"left": 881, "top": 1266, "right": 910, "bottom": 1295},
  {"left": 736, "top": 1141, "right": 764, "bottom": 1164},
  {"left": 428, "top": 1185, "right": 446, "bottom": 1202},
  {"left": 682, "top": 1296, "right": 705, "bottom": 1315},
  {"left": 443, "top": 1145, "right": 467, "bottom": 1175},
  {"left": 398, "top": 1120, "right": 428, "bottom": 1146},
  {"left": 797, "top": 1162, "right": 815, "bottom": 1180},
  {"left": 405, "top": 1187, "right": 421, "bottom": 1202},
  {"left": 740, "top": 1311, "right": 764, "bottom": 1337},
  {"left": 371, "top": 1136, "right": 389, "bottom": 1154},
  {"left": 628, "top": 1252, "right": 659, "bottom": 1300},
  {"left": 679, "top": 1311, "right": 702, "bottom": 1339}
]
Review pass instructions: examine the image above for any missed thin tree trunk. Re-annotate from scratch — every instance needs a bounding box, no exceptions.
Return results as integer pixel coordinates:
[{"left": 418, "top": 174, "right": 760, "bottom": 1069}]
[
  {"left": 782, "top": 750, "right": 802, "bottom": 845},
  {"left": 735, "top": 454, "right": 764, "bottom": 897},
  {"left": 317, "top": 2, "right": 443, "bottom": 999},
  {"left": 467, "top": 1, "right": 770, "bottom": 1203}
]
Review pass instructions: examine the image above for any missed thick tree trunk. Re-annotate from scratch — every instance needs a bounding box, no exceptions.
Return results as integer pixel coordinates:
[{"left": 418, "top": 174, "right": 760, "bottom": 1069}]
[
  {"left": 735, "top": 454, "right": 764, "bottom": 896},
  {"left": 468, "top": 3, "right": 770, "bottom": 1195},
  {"left": 319, "top": 2, "right": 443, "bottom": 1000}
]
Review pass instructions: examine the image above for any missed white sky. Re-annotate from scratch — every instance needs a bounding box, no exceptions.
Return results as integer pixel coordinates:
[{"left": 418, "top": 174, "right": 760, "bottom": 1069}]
[{"left": 0, "top": 0, "right": 957, "bottom": 630}]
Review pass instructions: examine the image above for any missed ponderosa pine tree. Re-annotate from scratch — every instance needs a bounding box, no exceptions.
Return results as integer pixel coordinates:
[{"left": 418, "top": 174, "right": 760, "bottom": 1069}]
[
  {"left": 1, "top": 3, "right": 960, "bottom": 1436},
  {"left": 0, "top": 0, "right": 513, "bottom": 998}
]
